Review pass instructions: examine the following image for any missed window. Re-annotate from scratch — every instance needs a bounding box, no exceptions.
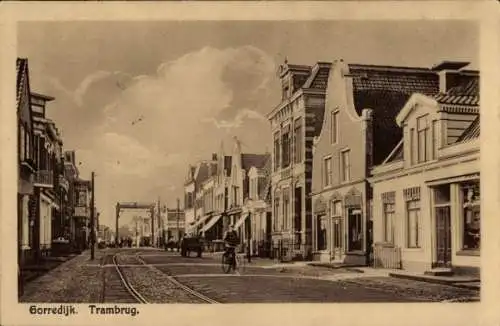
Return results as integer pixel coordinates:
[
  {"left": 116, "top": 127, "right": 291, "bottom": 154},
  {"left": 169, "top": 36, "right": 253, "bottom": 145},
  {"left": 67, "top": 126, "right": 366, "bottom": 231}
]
[
  {"left": 283, "top": 190, "right": 289, "bottom": 230},
  {"left": 273, "top": 132, "right": 280, "bottom": 171},
  {"left": 410, "top": 128, "right": 415, "bottom": 165},
  {"left": 341, "top": 150, "right": 351, "bottom": 182},
  {"left": 282, "top": 127, "right": 291, "bottom": 168},
  {"left": 26, "top": 124, "right": 31, "bottom": 161},
  {"left": 317, "top": 216, "right": 327, "bottom": 250},
  {"left": 382, "top": 192, "right": 395, "bottom": 244},
  {"left": 331, "top": 111, "right": 339, "bottom": 144},
  {"left": 431, "top": 120, "right": 438, "bottom": 160},
  {"left": 417, "top": 115, "right": 429, "bottom": 163},
  {"left": 19, "top": 124, "right": 26, "bottom": 161},
  {"left": 293, "top": 119, "right": 302, "bottom": 163},
  {"left": 331, "top": 200, "right": 343, "bottom": 249},
  {"left": 404, "top": 187, "right": 421, "bottom": 248},
  {"left": 273, "top": 196, "right": 280, "bottom": 231},
  {"left": 462, "top": 182, "right": 480, "bottom": 250},
  {"left": 282, "top": 85, "right": 289, "bottom": 100},
  {"left": 323, "top": 157, "right": 332, "bottom": 187}
]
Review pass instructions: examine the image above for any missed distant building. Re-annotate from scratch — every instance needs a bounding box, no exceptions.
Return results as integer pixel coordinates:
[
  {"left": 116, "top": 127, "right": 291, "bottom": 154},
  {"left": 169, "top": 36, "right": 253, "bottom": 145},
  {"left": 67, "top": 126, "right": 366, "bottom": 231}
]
[{"left": 164, "top": 208, "right": 185, "bottom": 242}]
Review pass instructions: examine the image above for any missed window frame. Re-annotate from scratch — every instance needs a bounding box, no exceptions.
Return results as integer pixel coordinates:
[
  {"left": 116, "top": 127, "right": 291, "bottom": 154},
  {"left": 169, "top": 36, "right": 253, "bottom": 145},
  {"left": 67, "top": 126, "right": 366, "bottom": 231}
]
[
  {"left": 330, "top": 110, "right": 339, "bottom": 144},
  {"left": 341, "top": 149, "right": 351, "bottom": 183},
  {"left": 323, "top": 156, "right": 333, "bottom": 187},
  {"left": 417, "top": 115, "right": 429, "bottom": 163},
  {"left": 406, "top": 200, "right": 421, "bottom": 248}
]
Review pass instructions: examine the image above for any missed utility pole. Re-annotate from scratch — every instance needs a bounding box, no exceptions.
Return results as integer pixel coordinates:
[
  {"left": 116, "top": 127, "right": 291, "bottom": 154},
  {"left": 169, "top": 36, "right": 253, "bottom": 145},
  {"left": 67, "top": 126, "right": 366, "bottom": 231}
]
[
  {"left": 90, "top": 171, "right": 95, "bottom": 260},
  {"left": 177, "top": 198, "right": 180, "bottom": 242},
  {"left": 157, "top": 196, "right": 162, "bottom": 247},
  {"left": 151, "top": 205, "right": 155, "bottom": 247}
]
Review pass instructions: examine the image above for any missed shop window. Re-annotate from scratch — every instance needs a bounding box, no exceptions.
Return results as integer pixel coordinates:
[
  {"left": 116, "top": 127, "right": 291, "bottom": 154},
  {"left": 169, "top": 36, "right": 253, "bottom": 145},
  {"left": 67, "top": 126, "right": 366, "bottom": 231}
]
[
  {"left": 317, "top": 216, "right": 327, "bottom": 250},
  {"left": 462, "top": 183, "right": 480, "bottom": 250}
]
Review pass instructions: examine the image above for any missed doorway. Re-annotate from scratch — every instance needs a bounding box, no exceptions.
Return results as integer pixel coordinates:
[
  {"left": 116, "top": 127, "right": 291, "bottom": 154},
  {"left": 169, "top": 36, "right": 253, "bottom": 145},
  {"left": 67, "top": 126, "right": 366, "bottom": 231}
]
[
  {"left": 332, "top": 217, "right": 343, "bottom": 260},
  {"left": 347, "top": 208, "right": 363, "bottom": 251},
  {"left": 435, "top": 206, "right": 452, "bottom": 267}
]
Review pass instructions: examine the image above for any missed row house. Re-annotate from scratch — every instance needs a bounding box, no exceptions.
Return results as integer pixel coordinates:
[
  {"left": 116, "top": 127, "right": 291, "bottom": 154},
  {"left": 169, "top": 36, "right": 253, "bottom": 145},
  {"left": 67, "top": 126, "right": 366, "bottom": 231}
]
[
  {"left": 267, "top": 60, "right": 331, "bottom": 260},
  {"left": 184, "top": 158, "right": 217, "bottom": 235},
  {"left": 17, "top": 58, "right": 37, "bottom": 265},
  {"left": 72, "top": 176, "right": 92, "bottom": 250},
  {"left": 226, "top": 138, "right": 270, "bottom": 254},
  {"left": 242, "top": 154, "right": 272, "bottom": 257},
  {"left": 164, "top": 208, "right": 186, "bottom": 243},
  {"left": 17, "top": 58, "right": 73, "bottom": 263},
  {"left": 183, "top": 138, "right": 270, "bottom": 255},
  {"left": 193, "top": 144, "right": 233, "bottom": 249},
  {"left": 370, "top": 62, "right": 479, "bottom": 274},
  {"left": 311, "top": 60, "right": 441, "bottom": 265}
]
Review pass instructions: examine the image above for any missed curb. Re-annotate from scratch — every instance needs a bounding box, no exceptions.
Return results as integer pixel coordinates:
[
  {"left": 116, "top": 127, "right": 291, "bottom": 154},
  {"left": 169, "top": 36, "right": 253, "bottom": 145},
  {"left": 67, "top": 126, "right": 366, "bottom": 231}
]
[{"left": 389, "top": 272, "right": 480, "bottom": 290}]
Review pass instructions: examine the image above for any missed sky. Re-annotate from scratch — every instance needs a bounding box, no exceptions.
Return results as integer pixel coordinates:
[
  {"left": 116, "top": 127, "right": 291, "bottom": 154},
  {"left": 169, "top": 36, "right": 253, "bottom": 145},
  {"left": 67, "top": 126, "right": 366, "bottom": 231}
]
[{"left": 17, "top": 20, "right": 478, "bottom": 228}]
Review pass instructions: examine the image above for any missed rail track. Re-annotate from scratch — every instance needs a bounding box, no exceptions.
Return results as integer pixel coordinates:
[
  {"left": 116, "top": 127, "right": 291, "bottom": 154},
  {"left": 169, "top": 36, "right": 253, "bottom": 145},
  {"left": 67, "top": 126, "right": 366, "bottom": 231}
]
[
  {"left": 134, "top": 254, "right": 219, "bottom": 304},
  {"left": 101, "top": 254, "right": 149, "bottom": 303}
]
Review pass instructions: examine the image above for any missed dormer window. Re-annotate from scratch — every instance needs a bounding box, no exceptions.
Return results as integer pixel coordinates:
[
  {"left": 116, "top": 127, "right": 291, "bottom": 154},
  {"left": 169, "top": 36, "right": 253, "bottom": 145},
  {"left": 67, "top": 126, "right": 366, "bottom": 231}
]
[
  {"left": 282, "top": 85, "right": 289, "bottom": 100},
  {"left": 417, "top": 115, "right": 429, "bottom": 163}
]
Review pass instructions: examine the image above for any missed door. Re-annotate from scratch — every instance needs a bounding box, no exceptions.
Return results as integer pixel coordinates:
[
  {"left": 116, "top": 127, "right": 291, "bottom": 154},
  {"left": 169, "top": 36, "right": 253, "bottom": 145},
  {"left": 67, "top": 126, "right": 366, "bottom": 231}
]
[
  {"left": 435, "top": 206, "right": 452, "bottom": 267},
  {"left": 347, "top": 208, "right": 363, "bottom": 251},
  {"left": 332, "top": 218, "right": 343, "bottom": 260}
]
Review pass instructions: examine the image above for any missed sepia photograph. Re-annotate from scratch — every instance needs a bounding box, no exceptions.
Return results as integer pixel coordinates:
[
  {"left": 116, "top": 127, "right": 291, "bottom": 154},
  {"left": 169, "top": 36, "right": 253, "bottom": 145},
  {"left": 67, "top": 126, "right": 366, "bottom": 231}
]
[{"left": 1, "top": 2, "right": 499, "bottom": 326}]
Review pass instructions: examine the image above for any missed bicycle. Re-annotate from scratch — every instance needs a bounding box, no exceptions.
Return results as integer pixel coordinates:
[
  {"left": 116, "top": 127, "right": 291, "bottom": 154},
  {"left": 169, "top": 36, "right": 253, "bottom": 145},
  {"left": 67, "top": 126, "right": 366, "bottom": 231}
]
[{"left": 221, "top": 248, "right": 237, "bottom": 274}]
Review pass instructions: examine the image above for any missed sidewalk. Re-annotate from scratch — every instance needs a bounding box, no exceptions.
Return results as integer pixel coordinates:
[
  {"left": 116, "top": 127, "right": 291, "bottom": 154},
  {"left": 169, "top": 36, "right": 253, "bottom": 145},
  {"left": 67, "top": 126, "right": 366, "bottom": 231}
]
[{"left": 20, "top": 250, "right": 105, "bottom": 303}]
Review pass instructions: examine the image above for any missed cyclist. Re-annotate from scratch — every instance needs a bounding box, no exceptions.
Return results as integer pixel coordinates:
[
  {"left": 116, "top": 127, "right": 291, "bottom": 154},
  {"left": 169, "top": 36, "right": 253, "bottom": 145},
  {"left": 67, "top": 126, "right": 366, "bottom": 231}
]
[{"left": 223, "top": 224, "right": 240, "bottom": 268}]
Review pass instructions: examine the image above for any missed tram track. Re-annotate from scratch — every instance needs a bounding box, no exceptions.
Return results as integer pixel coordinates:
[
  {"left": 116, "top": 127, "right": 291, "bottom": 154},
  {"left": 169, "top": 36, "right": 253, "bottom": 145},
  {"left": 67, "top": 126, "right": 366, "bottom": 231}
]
[
  {"left": 101, "top": 254, "right": 149, "bottom": 303},
  {"left": 134, "top": 254, "right": 219, "bottom": 304}
]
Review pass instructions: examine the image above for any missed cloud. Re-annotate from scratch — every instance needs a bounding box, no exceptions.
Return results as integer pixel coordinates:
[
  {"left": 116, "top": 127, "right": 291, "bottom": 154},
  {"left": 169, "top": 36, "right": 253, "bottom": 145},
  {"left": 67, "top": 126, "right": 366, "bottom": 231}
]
[
  {"left": 53, "top": 45, "right": 278, "bottom": 226},
  {"left": 201, "top": 108, "right": 268, "bottom": 131},
  {"left": 47, "top": 71, "right": 132, "bottom": 107}
]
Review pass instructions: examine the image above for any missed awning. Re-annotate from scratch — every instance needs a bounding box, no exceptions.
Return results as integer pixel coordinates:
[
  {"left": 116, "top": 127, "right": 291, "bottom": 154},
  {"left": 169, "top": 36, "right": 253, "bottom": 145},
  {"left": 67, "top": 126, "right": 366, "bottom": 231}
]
[
  {"left": 192, "top": 214, "right": 211, "bottom": 229},
  {"left": 234, "top": 213, "right": 250, "bottom": 230},
  {"left": 201, "top": 214, "right": 223, "bottom": 233}
]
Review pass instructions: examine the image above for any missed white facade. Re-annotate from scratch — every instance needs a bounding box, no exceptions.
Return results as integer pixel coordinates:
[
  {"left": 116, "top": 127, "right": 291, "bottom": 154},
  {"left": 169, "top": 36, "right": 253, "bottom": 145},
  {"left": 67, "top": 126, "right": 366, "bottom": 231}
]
[{"left": 371, "top": 89, "right": 480, "bottom": 273}]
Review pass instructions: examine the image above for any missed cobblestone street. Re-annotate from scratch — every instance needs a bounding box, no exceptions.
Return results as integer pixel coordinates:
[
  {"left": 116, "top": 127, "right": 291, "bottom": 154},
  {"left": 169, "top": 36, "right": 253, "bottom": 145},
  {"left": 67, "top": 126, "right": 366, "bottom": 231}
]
[{"left": 19, "top": 248, "right": 480, "bottom": 303}]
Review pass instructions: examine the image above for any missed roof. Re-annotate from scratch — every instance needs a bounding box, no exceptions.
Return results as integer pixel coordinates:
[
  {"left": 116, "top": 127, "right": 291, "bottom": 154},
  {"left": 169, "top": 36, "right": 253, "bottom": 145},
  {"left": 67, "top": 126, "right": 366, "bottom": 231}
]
[
  {"left": 241, "top": 153, "right": 270, "bottom": 172},
  {"left": 303, "top": 62, "right": 332, "bottom": 90},
  {"left": 456, "top": 116, "right": 480, "bottom": 142},
  {"left": 16, "top": 58, "right": 28, "bottom": 110},
  {"left": 260, "top": 155, "right": 272, "bottom": 203},
  {"left": 434, "top": 76, "right": 479, "bottom": 106},
  {"left": 383, "top": 139, "right": 404, "bottom": 164},
  {"left": 348, "top": 64, "right": 440, "bottom": 165}
]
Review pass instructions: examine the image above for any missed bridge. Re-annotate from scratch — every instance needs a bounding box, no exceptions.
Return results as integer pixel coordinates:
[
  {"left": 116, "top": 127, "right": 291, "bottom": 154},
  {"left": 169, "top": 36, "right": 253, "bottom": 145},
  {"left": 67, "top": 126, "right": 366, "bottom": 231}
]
[{"left": 115, "top": 202, "right": 156, "bottom": 246}]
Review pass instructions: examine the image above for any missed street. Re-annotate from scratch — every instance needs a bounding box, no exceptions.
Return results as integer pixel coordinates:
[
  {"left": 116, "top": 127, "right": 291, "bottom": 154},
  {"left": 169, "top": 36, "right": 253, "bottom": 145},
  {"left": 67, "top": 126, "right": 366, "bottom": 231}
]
[{"left": 19, "top": 248, "right": 480, "bottom": 304}]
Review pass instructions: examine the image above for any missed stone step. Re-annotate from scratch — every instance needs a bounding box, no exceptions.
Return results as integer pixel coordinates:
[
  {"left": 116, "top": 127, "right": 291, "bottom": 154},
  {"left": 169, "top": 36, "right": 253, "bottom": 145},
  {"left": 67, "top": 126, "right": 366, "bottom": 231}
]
[{"left": 424, "top": 268, "right": 454, "bottom": 276}]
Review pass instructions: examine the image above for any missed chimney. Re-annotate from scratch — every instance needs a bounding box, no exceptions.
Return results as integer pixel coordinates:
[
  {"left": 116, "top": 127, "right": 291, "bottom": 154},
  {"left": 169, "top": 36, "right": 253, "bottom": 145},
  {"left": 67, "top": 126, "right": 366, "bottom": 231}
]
[
  {"left": 212, "top": 153, "right": 217, "bottom": 161},
  {"left": 431, "top": 61, "right": 470, "bottom": 93}
]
